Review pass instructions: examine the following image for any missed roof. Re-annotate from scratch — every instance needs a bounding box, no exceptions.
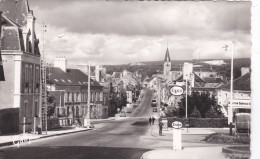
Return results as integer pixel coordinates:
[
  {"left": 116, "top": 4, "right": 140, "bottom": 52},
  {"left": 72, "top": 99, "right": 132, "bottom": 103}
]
[
  {"left": 221, "top": 73, "right": 251, "bottom": 91},
  {"left": 0, "top": 0, "right": 30, "bottom": 26},
  {"left": 46, "top": 67, "right": 102, "bottom": 88},
  {"left": 1, "top": 26, "right": 24, "bottom": 51},
  {"left": 203, "top": 77, "right": 223, "bottom": 83},
  {"left": 164, "top": 47, "right": 171, "bottom": 62},
  {"left": 176, "top": 72, "right": 205, "bottom": 83}
]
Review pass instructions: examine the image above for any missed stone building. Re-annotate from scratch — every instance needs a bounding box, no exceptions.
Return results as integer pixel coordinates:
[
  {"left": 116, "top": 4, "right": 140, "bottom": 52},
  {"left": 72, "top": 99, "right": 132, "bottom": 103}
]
[{"left": 0, "top": 0, "right": 41, "bottom": 134}]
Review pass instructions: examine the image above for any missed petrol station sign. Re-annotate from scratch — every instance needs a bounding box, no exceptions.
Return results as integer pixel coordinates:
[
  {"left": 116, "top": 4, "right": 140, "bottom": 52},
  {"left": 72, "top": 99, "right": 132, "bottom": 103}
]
[{"left": 170, "top": 86, "right": 184, "bottom": 96}]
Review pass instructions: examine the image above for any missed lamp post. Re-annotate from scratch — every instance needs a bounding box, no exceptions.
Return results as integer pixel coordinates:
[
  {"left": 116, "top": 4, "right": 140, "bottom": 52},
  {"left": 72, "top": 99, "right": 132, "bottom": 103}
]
[
  {"left": 185, "top": 75, "right": 188, "bottom": 118},
  {"left": 229, "top": 41, "right": 234, "bottom": 124}
]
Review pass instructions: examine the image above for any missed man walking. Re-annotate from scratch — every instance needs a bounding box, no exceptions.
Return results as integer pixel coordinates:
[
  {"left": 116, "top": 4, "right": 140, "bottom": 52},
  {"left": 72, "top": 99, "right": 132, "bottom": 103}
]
[
  {"left": 149, "top": 116, "right": 152, "bottom": 126},
  {"left": 159, "top": 120, "right": 164, "bottom": 135},
  {"left": 152, "top": 116, "right": 155, "bottom": 125}
]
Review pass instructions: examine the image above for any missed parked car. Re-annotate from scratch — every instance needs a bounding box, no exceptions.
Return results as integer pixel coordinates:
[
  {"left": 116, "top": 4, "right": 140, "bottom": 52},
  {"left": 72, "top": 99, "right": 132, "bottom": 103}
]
[
  {"left": 120, "top": 111, "right": 126, "bottom": 117},
  {"left": 152, "top": 107, "right": 158, "bottom": 112}
]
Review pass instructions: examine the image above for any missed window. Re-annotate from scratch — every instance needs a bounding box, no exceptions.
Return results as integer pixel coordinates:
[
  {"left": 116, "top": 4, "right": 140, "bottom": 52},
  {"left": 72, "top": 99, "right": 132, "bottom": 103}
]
[
  {"left": 92, "top": 92, "right": 95, "bottom": 102},
  {"left": 96, "top": 92, "right": 99, "bottom": 101},
  {"left": 100, "top": 92, "right": 103, "bottom": 101},
  {"left": 24, "top": 64, "right": 29, "bottom": 87},
  {"left": 35, "top": 100, "right": 39, "bottom": 117},
  {"left": 24, "top": 101, "right": 28, "bottom": 117},
  {"left": 35, "top": 66, "right": 40, "bottom": 88}
]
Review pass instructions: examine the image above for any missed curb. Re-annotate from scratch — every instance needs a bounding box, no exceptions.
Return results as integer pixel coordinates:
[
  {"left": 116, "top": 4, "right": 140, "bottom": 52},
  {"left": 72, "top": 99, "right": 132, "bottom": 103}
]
[{"left": 0, "top": 128, "right": 92, "bottom": 148}]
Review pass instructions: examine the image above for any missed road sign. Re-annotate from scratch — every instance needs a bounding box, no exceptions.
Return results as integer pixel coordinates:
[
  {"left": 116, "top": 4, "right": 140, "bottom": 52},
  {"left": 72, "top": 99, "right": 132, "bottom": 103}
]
[
  {"left": 170, "top": 86, "right": 184, "bottom": 96},
  {"left": 172, "top": 121, "right": 182, "bottom": 129}
]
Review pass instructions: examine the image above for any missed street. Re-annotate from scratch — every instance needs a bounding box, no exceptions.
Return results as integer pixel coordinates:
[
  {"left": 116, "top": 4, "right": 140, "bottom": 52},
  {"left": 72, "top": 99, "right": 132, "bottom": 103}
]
[{"left": 0, "top": 89, "right": 225, "bottom": 159}]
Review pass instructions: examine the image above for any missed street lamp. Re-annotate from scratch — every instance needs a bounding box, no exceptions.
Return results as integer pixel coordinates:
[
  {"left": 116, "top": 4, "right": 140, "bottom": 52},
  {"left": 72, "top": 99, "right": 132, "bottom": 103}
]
[{"left": 223, "top": 41, "right": 235, "bottom": 124}]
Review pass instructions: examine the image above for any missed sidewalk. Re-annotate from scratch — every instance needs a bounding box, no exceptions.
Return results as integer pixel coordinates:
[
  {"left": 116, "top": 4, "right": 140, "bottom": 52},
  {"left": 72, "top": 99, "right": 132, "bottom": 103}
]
[
  {"left": 140, "top": 147, "right": 227, "bottom": 159},
  {"left": 0, "top": 126, "right": 92, "bottom": 148}
]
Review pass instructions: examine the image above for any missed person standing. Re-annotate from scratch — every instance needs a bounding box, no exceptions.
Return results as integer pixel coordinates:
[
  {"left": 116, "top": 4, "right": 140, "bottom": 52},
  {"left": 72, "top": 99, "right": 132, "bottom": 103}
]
[
  {"left": 152, "top": 116, "right": 155, "bottom": 125},
  {"left": 159, "top": 120, "right": 164, "bottom": 135},
  {"left": 149, "top": 116, "right": 152, "bottom": 126}
]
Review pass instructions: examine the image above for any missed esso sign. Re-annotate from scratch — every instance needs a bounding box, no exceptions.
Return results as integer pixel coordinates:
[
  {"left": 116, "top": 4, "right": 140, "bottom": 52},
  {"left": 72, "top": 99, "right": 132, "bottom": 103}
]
[
  {"left": 170, "top": 86, "right": 184, "bottom": 95},
  {"left": 172, "top": 121, "right": 182, "bottom": 129}
]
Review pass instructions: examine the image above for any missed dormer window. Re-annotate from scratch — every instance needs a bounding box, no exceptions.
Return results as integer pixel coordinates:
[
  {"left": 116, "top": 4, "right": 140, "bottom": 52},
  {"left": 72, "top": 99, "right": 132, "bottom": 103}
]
[
  {"left": 68, "top": 79, "right": 72, "bottom": 83},
  {"left": 54, "top": 79, "right": 59, "bottom": 82},
  {"left": 61, "top": 79, "right": 65, "bottom": 83}
]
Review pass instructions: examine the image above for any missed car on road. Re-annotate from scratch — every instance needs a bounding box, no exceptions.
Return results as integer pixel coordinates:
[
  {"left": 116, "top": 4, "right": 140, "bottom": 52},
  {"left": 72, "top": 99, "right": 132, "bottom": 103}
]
[
  {"left": 151, "top": 99, "right": 157, "bottom": 107},
  {"left": 120, "top": 111, "right": 126, "bottom": 117},
  {"left": 125, "top": 107, "right": 132, "bottom": 113},
  {"left": 152, "top": 107, "right": 158, "bottom": 112}
]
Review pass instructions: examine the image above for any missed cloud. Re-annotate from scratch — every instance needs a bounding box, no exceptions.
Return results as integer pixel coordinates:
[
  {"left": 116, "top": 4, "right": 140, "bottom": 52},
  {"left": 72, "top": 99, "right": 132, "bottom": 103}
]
[
  {"left": 32, "top": 1, "right": 251, "bottom": 37},
  {"left": 30, "top": 1, "right": 251, "bottom": 66}
]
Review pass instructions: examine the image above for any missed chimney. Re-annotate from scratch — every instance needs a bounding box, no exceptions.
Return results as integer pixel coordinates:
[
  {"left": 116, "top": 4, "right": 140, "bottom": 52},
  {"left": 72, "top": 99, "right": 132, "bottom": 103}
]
[
  {"left": 95, "top": 64, "right": 100, "bottom": 82},
  {"left": 241, "top": 67, "right": 250, "bottom": 76},
  {"left": 54, "top": 56, "right": 67, "bottom": 72}
]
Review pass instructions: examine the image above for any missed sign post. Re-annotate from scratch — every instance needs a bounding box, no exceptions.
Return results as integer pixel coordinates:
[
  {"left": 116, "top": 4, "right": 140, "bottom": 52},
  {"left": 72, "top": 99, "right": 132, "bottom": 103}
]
[{"left": 172, "top": 121, "right": 182, "bottom": 150}]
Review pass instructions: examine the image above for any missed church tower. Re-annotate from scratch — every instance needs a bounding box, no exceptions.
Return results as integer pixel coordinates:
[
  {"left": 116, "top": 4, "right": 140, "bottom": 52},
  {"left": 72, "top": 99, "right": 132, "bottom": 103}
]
[{"left": 163, "top": 47, "right": 171, "bottom": 76}]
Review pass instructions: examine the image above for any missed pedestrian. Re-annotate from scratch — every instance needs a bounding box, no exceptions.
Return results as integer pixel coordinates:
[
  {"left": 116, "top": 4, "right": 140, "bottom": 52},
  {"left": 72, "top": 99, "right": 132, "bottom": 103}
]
[
  {"left": 159, "top": 120, "right": 164, "bottom": 135},
  {"left": 152, "top": 116, "right": 155, "bottom": 125},
  {"left": 77, "top": 118, "right": 82, "bottom": 127},
  {"left": 149, "top": 116, "right": 152, "bottom": 126}
]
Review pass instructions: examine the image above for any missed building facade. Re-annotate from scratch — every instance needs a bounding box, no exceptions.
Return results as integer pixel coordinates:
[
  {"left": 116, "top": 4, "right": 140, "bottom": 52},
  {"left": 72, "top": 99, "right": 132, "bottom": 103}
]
[
  {"left": 47, "top": 57, "right": 106, "bottom": 125},
  {"left": 0, "top": 0, "right": 41, "bottom": 134}
]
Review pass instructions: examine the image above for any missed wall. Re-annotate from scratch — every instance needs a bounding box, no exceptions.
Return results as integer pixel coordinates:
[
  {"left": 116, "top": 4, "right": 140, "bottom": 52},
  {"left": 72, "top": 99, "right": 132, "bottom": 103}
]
[
  {"left": 0, "top": 54, "right": 15, "bottom": 109},
  {"left": 0, "top": 108, "right": 19, "bottom": 135}
]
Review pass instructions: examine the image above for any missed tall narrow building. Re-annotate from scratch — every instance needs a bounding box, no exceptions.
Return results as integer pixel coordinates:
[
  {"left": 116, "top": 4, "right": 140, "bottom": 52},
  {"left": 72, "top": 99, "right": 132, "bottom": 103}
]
[{"left": 163, "top": 47, "right": 171, "bottom": 77}]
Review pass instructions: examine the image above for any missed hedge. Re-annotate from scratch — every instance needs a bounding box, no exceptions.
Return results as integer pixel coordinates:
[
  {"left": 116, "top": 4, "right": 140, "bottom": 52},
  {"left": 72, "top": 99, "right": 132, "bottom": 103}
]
[{"left": 167, "top": 117, "right": 228, "bottom": 128}]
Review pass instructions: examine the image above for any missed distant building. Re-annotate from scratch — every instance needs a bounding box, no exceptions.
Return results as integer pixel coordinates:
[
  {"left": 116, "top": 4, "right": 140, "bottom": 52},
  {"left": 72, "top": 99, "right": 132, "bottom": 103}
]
[
  {"left": 217, "top": 68, "right": 251, "bottom": 117},
  {"left": 46, "top": 57, "right": 105, "bottom": 122},
  {"left": 163, "top": 47, "right": 171, "bottom": 77},
  {"left": 0, "top": 0, "right": 41, "bottom": 134}
]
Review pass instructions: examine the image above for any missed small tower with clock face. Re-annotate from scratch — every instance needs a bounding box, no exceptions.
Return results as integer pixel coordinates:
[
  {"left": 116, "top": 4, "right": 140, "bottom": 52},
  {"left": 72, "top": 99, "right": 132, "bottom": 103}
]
[{"left": 163, "top": 47, "right": 171, "bottom": 77}]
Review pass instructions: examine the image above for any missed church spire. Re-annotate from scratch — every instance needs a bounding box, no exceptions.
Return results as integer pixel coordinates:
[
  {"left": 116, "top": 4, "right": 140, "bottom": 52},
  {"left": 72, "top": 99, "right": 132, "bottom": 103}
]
[{"left": 164, "top": 47, "right": 171, "bottom": 62}]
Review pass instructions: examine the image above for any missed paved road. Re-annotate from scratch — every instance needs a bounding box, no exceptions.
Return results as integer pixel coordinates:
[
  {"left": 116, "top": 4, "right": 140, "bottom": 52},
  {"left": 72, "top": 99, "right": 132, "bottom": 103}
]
[
  {"left": 131, "top": 89, "right": 158, "bottom": 118},
  {"left": 0, "top": 89, "right": 221, "bottom": 159}
]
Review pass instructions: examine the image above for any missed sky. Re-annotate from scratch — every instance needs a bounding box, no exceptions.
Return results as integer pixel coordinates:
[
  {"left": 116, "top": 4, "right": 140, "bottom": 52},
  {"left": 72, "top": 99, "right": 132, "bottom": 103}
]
[{"left": 30, "top": 0, "right": 251, "bottom": 66}]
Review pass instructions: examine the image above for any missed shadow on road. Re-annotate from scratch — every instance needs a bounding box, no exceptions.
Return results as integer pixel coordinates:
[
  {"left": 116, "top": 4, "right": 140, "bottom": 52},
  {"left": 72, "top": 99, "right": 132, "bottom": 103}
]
[{"left": 2, "top": 146, "right": 151, "bottom": 159}]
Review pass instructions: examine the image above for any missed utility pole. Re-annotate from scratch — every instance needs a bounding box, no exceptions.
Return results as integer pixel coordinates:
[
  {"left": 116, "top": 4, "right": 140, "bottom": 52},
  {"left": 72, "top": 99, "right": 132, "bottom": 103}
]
[
  {"left": 84, "top": 61, "right": 91, "bottom": 128},
  {"left": 0, "top": 11, "right": 5, "bottom": 81},
  {"left": 40, "top": 22, "right": 47, "bottom": 134},
  {"left": 158, "top": 77, "right": 161, "bottom": 108},
  {"left": 185, "top": 75, "right": 188, "bottom": 118}
]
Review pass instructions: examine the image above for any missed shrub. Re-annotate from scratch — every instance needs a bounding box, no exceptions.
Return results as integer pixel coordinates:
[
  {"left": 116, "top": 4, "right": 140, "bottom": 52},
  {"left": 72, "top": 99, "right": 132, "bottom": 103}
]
[
  {"left": 203, "top": 133, "right": 250, "bottom": 144},
  {"left": 167, "top": 117, "right": 228, "bottom": 128}
]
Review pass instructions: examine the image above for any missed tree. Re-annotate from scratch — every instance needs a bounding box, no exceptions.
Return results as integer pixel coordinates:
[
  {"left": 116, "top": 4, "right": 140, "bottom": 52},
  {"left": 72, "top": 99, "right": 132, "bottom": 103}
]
[
  {"left": 205, "top": 106, "right": 219, "bottom": 118},
  {"left": 177, "top": 92, "right": 196, "bottom": 117},
  {"left": 195, "top": 92, "right": 218, "bottom": 118},
  {"left": 190, "top": 106, "right": 201, "bottom": 118},
  {"left": 177, "top": 91, "right": 219, "bottom": 118},
  {"left": 47, "top": 93, "right": 55, "bottom": 118}
]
